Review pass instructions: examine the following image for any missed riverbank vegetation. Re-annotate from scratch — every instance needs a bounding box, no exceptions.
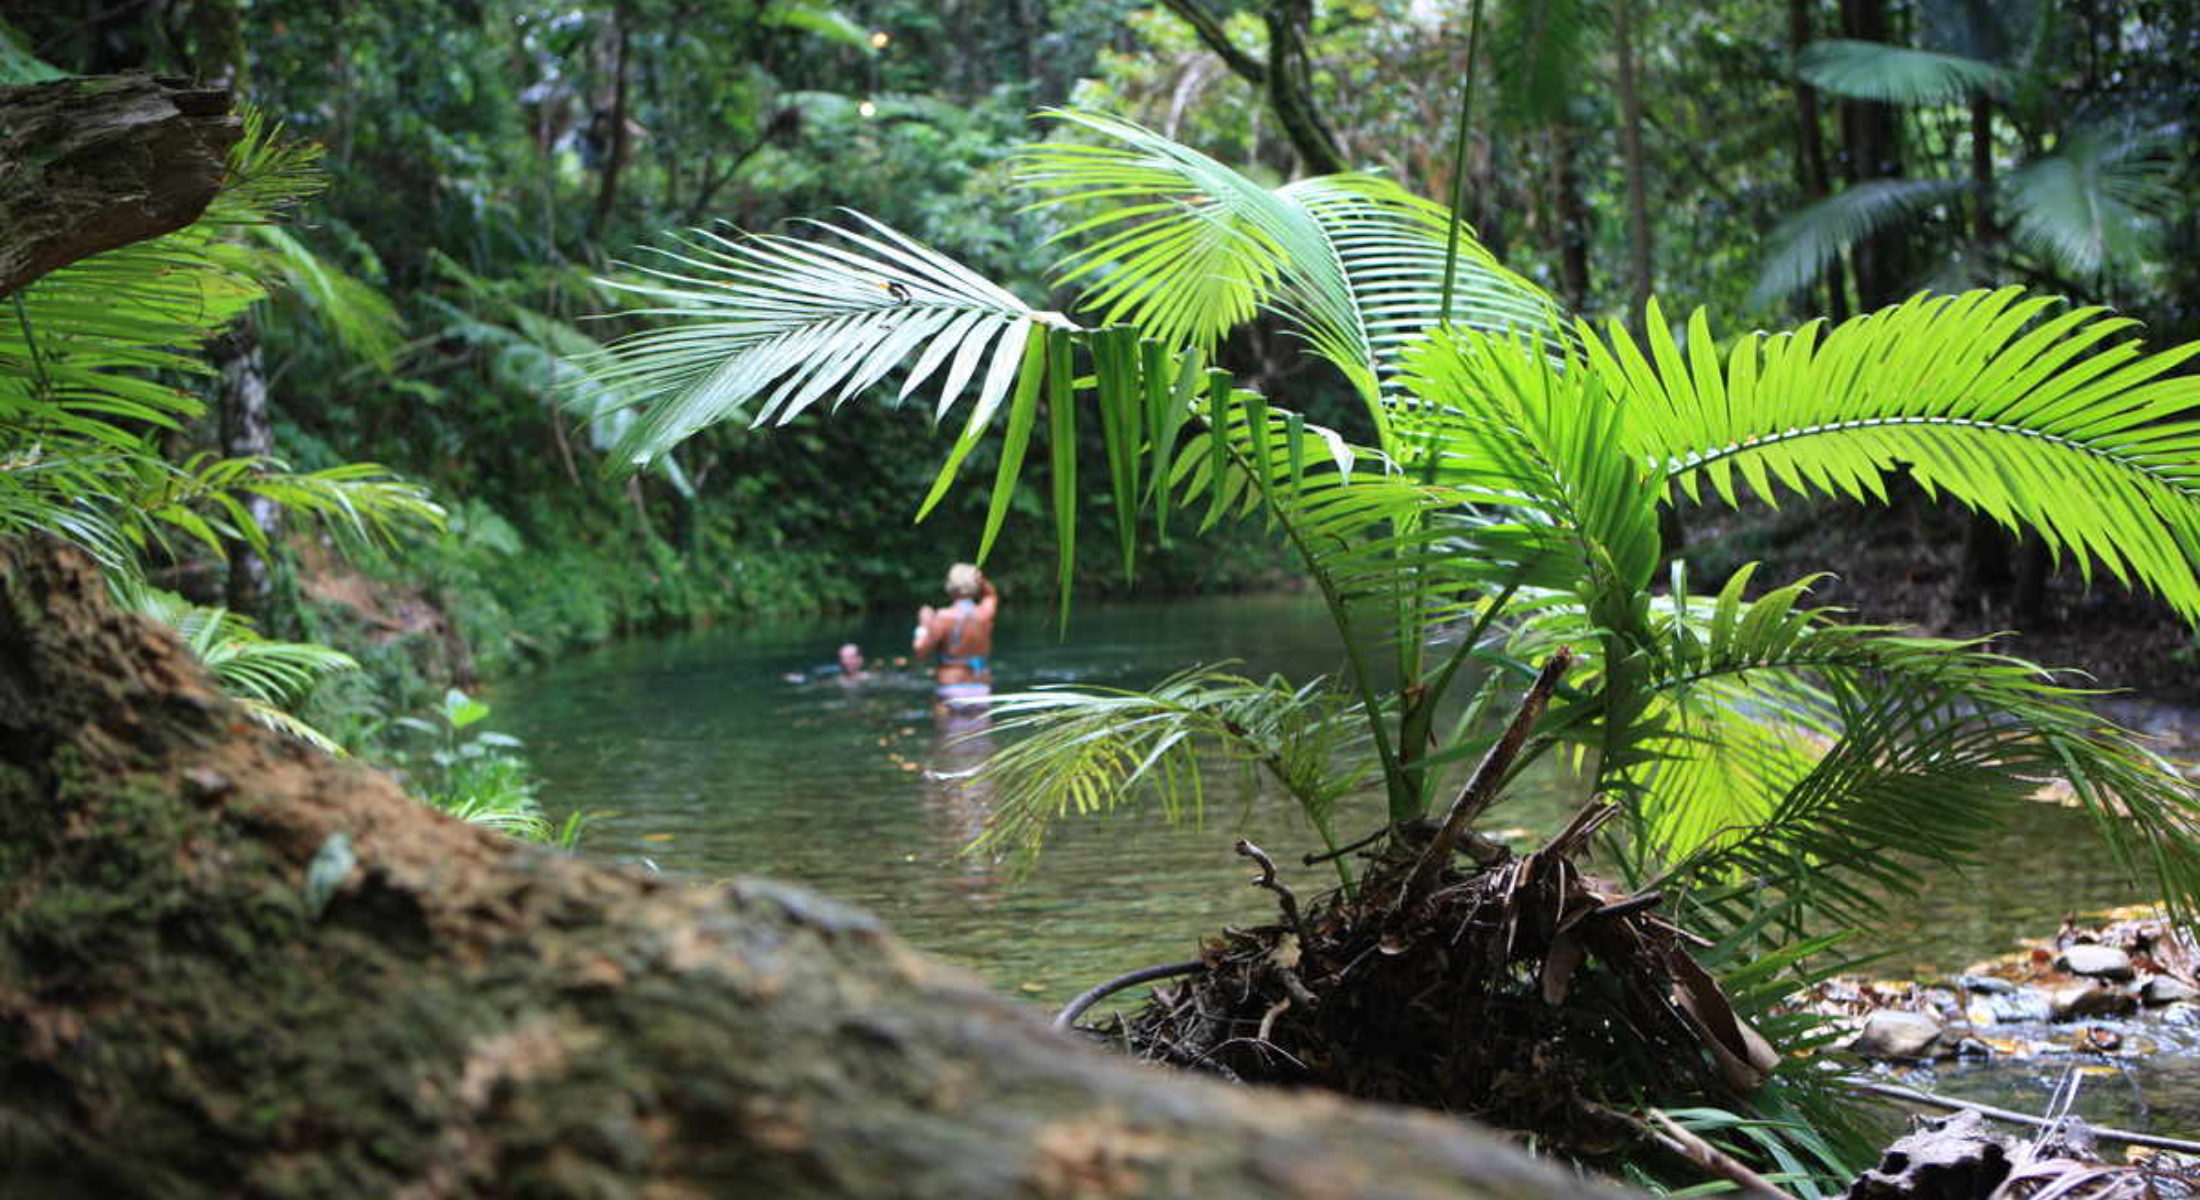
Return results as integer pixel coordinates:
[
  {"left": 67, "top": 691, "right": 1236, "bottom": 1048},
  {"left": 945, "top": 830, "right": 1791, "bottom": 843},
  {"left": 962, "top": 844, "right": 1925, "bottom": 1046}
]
[{"left": 5, "top": 0, "right": 2200, "bottom": 1193}]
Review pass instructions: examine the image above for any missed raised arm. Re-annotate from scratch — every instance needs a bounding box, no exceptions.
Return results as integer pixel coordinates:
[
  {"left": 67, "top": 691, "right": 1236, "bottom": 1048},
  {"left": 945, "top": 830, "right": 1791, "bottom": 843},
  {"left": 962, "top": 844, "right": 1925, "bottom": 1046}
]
[{"left": 913, "top": 605, "right": 939, "bottom": 657}]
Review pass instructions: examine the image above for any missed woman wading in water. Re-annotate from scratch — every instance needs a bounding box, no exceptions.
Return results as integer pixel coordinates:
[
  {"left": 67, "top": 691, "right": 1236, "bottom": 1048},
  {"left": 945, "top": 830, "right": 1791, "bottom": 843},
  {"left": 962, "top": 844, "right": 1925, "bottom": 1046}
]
[{"left": 913, "top": 563, "right": 998, "bottom": 709}]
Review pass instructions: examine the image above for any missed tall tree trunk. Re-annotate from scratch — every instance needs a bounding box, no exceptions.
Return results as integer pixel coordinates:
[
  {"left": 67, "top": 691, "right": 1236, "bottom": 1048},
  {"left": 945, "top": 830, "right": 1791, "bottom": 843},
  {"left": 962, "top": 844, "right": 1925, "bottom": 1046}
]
[
  {"left": 0, "top": 540, "right": 1637, "bottom": 1200},
  {"left": 1549, "top": 122, "right": 1591, "bottom": 313},
  {"left": 587, "top": 3, "right": 632, "bottom": 243},
  {"left": 1612, "top": 0, "right": 1653, "bottom": 326},
  {"left": 1789, "top": 0, "right": 1849, "bottom": 321},
  {"left": 214, "top": 327, "right": 277, "bottom": 613},
  {"left": 1837, "top": 0, "right": 1909, "bottom": 307},
  {"left": 186, "top": 0, "right": 277, "bottom": 616},
  {"left": 1969, "top": 93, "right": 1994, "bottom": 251},
  {"left": 1956, "top": 92, "right": 2028, "bottom": 609}
]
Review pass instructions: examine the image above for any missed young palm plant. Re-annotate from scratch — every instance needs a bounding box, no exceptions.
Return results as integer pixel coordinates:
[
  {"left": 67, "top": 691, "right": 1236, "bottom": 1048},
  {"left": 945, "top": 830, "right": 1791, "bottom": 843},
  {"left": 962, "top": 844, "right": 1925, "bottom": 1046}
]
[
  {"left": 2, "top": 109, "right": 441, "bottom": 744},
  {"left": 588, "top": 110, "right": 2200, "bottom": 1184}
]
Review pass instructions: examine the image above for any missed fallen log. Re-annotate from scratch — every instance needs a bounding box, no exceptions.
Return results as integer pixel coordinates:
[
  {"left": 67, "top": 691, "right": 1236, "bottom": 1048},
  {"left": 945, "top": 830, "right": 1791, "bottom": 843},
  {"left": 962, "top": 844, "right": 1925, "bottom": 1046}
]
[
  {"left": 0, "top": 75, "right": 239, "bottom": 297},
  {"left": 0, "top": 538, "right": 1637, "bottom": 1198}
]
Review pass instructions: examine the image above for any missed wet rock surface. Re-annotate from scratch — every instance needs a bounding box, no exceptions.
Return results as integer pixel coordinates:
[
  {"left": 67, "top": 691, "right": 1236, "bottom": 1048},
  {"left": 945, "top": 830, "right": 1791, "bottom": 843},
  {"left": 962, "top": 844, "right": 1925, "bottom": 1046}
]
[
  {"left": 1803, "top": 908, "right": 2200, "bottom": 1064},
  {"left": 1852, "top": 1011, "right": 1947, "bottom": 1060},
  {"left": 2059, "top": 943, "right": 2135, "bottom": 980}
]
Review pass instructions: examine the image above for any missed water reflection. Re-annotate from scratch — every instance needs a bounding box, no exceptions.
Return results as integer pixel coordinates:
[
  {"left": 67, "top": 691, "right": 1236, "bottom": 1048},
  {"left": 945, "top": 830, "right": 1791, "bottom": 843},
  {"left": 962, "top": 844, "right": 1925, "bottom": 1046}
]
[
  {"left": 923, "top": 694, "right": 1000, "bottom": 893},
  {"left": 495, "top": 593, "right": 2152, "bottom": 1000}
]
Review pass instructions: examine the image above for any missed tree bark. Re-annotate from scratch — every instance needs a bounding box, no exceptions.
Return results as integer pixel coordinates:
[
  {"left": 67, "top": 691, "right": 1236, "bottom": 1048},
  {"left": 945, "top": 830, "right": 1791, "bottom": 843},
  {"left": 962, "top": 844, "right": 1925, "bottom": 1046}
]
[
  {"left": 184, "top": 0, "right": 278, "bottom": 617},
  {"left": 1548, "top": 121, "right": 1591, "bottom": 313},
  {"left": 1836, "top": 0, "right": 1910, "bottom": 308},
  {"left": 1612, "top": 0, "right": 1653, "bottom": 328},
  {"left": 0, "top": 539, "right": 1638, "bottom": 1200},
  {"left": 587, "top": 3, "right": 632, "bottom": 243},
  {"left": 1155, "top": 0, "right": 1349, "bottom": 176},
  {"left": 1788, "top": 0, "right": 1848, "bottom": 321},
  {"left": 0, "top": 76, "right": 239, "bottom": 298}
]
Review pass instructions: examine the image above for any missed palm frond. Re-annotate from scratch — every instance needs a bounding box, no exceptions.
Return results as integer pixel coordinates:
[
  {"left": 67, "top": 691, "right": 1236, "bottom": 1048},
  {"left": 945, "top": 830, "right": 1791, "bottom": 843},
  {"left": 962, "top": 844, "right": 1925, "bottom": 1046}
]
[
  {"left": 121, "top": 585, "right": 357, "bottom": 753},
  {"left": 248, "top": 225, "right": 405, "bottom": 369},
  {"left": 1753, "top": 178, "right": 1965, "bottom": 303},
  {"left": 590, "top": 212, "right": 1068, "bottom": 467},
  {"left": 1490, "top": 0, "right": 1595, "bottom": 125},
  {"left": 1602, "top": 291, "right": 2200, "bottom": 620},
  {"left": 2001, "top": 125, "right": 2178, "bottom": 279},
  {"left": 1021, "top": 109, "right": 1561, "bottom": 435},
  {"left": 971, "top": 666, "right": 1367, "bottom": 864},
  {"left": 1797, "top": 39, "right": 2016, "bottom": 105},
  {"left": 0, "top": 19, "right": 63, "bottom": 82}
]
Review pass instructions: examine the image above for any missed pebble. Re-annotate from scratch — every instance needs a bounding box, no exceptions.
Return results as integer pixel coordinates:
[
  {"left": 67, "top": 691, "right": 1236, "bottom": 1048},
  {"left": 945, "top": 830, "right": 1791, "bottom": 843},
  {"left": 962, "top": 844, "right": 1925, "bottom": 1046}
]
[
  {"left": 1849, "top": 1010, "right": 1945, "bottom": 1060},
  {"left": 2046, "top": 982, "right": 2139, "bottom": 1022},
  {"left": 2058, "top": 944, "right": 2136, "bottom": 981},
  {"left": 2140, "top": 976, "right": 2200, "bottom": 1006},
  {"left": 1954, "top": 974, "right": 2016, "bottom": 995}
]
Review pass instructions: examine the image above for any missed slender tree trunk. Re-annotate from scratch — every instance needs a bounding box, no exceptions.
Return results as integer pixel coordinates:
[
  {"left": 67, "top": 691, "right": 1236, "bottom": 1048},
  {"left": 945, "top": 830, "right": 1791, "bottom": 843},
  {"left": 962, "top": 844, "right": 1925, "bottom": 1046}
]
[
  {"left": 0, "top": 540, "right": 1637, "bottom": 1200},
  {"left": 1837, "top": 0, "right": 1909, "bottom": 307},
  {"left": 214, "top": 327, "right": 277, "bottom": 614},
  {"left": 1613, "top": 0, "right": 1653, "bottom": 326},
  {"left": 1969, "top": 93, "right": 1994, "bottom": 249},
  {"left": 1956, "top": 92, "right": 2028, "bottom": 610},
  {"left": 587, "top": 3, "right": 631, "bottom": 243},
  {"left": 1789, "top": 0, "right": 1849, "bottom": 321},
  {"left": 1155, "top": 0, "right": 1348, "bottom": 176},
  {"left": 1261, "top": 0, "right": 1349, "bottom": 175},
  {"left": 1549, "top": 122, "right": 1591, "bottom": 313},
  {"left": 185, "top": 0, "right": 277, "bottom": 616}
]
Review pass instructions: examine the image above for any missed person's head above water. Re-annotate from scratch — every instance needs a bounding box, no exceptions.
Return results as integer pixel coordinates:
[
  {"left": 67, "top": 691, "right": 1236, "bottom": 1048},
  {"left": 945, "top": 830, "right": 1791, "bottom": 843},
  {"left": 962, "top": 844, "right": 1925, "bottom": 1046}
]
[
  {"left": 837, "top": 643, "right": 864, "bottom": 674},
  {"left": 945, "top": 562, "right": 983, "bottom": 600}
]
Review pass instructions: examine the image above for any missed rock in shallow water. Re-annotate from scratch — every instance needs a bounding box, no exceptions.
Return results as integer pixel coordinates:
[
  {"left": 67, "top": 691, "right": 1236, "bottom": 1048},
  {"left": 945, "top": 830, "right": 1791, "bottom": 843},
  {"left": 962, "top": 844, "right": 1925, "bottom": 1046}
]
[
  {"left": 2046, "top": 982, "right": 2138, "bottom": 1021},
  {"left": 1850, "top": 1010, "right": 1945, "bottom": 1060},
  {"left": 2058, "top": 944, "right": 2135, "bottom": 981},
  {"left": 1966, "top": 991, "right": 2053, "bottom": 1026},
  {"left": 2140, "top": 975, "right": 2200, "bottom": 1006}
]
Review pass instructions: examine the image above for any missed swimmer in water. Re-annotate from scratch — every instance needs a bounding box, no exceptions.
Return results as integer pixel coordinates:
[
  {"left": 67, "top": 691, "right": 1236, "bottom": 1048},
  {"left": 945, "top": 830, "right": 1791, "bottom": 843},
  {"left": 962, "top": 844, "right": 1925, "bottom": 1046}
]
[{"left": 913, "top": 563, "right": 996, "bottom": 707}]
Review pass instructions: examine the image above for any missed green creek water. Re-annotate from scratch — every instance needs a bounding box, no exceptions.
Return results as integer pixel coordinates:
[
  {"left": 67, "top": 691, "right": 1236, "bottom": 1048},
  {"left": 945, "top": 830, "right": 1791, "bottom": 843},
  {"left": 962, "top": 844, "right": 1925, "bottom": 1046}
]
[{"left": 495, "top": 592, "right": 2200, "bottom": 1136}]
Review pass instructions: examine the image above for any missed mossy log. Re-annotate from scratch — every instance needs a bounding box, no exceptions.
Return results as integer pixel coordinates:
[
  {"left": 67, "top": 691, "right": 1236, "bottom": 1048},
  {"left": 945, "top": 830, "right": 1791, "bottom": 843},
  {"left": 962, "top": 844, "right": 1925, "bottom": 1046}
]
[
  {"left": 0, "top": 540, "right": 1638, "bottom": 1199},
  {"left": 0, "top": 75, "right": 239, "bottom": 297}
]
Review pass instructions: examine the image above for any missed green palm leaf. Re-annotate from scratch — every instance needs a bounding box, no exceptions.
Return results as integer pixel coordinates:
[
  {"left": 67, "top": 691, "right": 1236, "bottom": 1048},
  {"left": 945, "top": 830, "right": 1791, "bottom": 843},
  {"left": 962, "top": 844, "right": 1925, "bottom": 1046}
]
[
  {"left": 2001, "top": 126, "right": 2178, "bottom": 279},
  {"left": 1600, "top": 290, "right": 2200, "bottom": 620},
  {"left": 1752, "top": 178, "right": 1965, "bottom": 303},
  {"left": 590, "top": 211, "right": 1069, "bottom": 467},
  {"left": 1797, "top": 39, "right": 2016, "bottom": 105},
  {"left": 972, "top": 666, "right": 1369, "bottom": 868},
  {"left": 1021, "top": 109, "right": 1561, "bottom": 439}
]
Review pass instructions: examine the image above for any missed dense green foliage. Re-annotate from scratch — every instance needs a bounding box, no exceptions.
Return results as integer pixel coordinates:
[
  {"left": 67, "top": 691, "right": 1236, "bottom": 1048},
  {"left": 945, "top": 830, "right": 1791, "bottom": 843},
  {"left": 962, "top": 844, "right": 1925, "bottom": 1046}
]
[
  {"left": 590, "top": 103, "right": 2200, "bottom": 1189},
  {"left": 4, "top": 0, "right": 2198, "bottom": 1189}
]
